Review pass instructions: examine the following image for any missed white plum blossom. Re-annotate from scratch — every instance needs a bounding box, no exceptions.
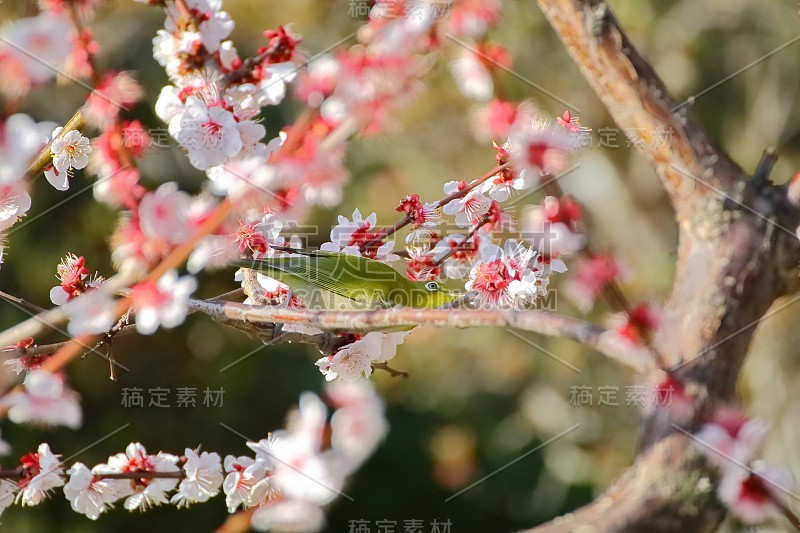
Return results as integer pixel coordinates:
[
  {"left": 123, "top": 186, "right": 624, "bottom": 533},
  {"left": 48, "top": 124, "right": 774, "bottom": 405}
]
[
  {"left": 316, "top": 340, "right": 375, "bottom": 382},
  {"left": 374, "top": 331, "right": 408, "bottom": 363},
  {"left": 0, "top": 114, "right": 51, "bottom": 236},
  {"left": 130, "top": 270, "right": 197, "bottom": 335},
  {"left": 152, "top": 29, "right": 201, "bottom": 76},
  {"left": 525, "top": 218, "right": 581, "bottom": 263},
  {"left": 187, "top": 234, "right": 241, "bottom": 274},
  {"left": 138, "top": 182, "right": 192, "bottom": 244},
  {"left": 323, "top": 208, "right": 376, "bottom": 254},
  {"left": 219, "top": 40, "right": 239, "bottom": 70},
  {"left": 101, "top": 443, "right": 180, "bottom": 511},
  {"left": 44, "top": 128, "right": 92, "bottom": 191},
  {"left": 51, "top": 129, "right": 91, "bottom": 169},
  {"left": 216, "top": 384, "right": 388, "bottom": 526},
  {"left": 254, "top": 62, "right": 298, "bottom": 106},
  {"left": 206, "top": 150, "right": 279, "bottom": 201},
  {"left": 154, "top": 85, "right": 186, "bottom": 123},
  {"left": 63, "top": 462, "right": 123, "bottom": 520},
  {"left": 222, "top": 455, "right": 272, "bottom": 512},
  {"left": 0, "top": 183, "right": 31, "bottom": 231},
  {"left": 316, "top": 331, "right": 407, "bottom": 382},
  {"left": 164, "top": 0, "right": 234, "bottom": 53},
  {"left": 171, "top": 449, "right": 223, "bottom": 507},
  {"left": 1, "top": 370, "right": 82, "bottom": 429},
  {"left": 235, "top": 121, "right": 267, "bottom": 157},
  {"left": 65, "top": 289, "right": 116, "bottom": 337},
  {"left": 321, "top": 209, "right": 399, "bottom": 262},
  {"left": 169, "top": 97, "right": 243, "bottom": 170},
  {"left": 0, "top": 383, "right": 387, "bottom": 522},
  {"left": 17, "top": 444, "right": 65, "bottom": 507},
  {"left": 442, "top": 180, "right": 491, "bottom": 228},
  {"left": 480, "top": 155, "right": 538, "bottom": 202}
]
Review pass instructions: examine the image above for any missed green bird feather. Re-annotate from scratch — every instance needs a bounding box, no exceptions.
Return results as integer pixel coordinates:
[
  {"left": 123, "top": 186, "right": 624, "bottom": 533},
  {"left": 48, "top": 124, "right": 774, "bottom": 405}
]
[{"left": 236, "top": 249, "right": 462, "bottom": 311}]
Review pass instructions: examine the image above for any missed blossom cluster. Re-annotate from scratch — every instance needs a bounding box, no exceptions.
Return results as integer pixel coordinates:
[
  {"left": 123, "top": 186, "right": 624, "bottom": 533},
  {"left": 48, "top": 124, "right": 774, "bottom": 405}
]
[
  {"left": 42, "top": 250, "right": 197, "bottom": 337},
  {"left": 0, "top": 381, "right": 386, "bottom": 531}
]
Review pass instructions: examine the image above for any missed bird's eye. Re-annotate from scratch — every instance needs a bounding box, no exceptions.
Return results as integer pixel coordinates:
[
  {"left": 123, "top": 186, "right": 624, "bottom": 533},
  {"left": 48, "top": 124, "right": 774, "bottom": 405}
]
[{"left": 425, "top": 281, "right": 440, "bottom": 292}]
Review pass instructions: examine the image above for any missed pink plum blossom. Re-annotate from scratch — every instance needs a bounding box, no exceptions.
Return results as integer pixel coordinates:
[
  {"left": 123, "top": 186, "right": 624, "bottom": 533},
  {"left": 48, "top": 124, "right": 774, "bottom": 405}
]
[
  {"left": 138, "top": 182, "right": 192, "bottom": 245},
  {"left": 17, "top": 444, "right": 65, "bottom": 507},
  {"left": 130, "top": 270, "right": 197, "bottom": 335},
  {"left": 718, "top": 461, "right": 794, "bottom": 526},
  {"left": 695, "top": 408, "right": 768, "bottom": 468}
]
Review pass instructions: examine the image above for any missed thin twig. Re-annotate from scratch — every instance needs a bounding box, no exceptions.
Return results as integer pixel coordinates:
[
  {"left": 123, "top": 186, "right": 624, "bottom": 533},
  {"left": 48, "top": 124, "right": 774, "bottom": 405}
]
[
  {"left": 372, "top": 362, "right": 409, "bottom": 378},
  {"left": 359, "top": 163, "right": 509, "bottom": 252}
]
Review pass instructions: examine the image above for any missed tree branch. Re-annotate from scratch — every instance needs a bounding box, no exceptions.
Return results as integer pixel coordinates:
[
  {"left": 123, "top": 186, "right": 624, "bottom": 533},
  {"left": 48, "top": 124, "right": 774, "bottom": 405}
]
[
  {"left": 536, "top": 0, "right": 745, "bottom": 223},
  {"left": 185, "top": 298, "right": 657, "bottom": 374},
  {"left": 527, "top": 1, "right": 800, "bottom": 531}
]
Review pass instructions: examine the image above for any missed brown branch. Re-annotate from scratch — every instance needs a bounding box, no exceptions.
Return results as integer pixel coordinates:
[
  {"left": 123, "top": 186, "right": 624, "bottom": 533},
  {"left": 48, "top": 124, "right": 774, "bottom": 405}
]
[
  {"left": 522, "top": 433, "right": 725, "bottom": 532},
  {"left": 186, "top": 298, "right": 657, "bottom": 374},
  {"left": 536, "top": 0, "right": 744, "bottom": 224}
]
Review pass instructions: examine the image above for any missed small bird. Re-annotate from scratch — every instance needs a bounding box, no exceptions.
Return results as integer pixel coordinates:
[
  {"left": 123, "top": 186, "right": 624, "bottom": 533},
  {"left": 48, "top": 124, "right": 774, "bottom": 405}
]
[{"left": 235, "top": 248, "right": 463, "bottom": 311}]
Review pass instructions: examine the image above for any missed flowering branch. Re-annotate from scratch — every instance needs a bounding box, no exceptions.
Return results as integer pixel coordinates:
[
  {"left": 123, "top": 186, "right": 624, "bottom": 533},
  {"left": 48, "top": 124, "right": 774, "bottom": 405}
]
[
  {"left": 359, "top": 162, "right": 511, "bottom": 252},
  {"left": 0, "top": 382, "right": 388, "bottom": 528},
  {"left": 25, "top": 107, "right": 87, "bottom": 180},
  {"left": 185, "top": 298, "right": 656, "bottom": 375}
]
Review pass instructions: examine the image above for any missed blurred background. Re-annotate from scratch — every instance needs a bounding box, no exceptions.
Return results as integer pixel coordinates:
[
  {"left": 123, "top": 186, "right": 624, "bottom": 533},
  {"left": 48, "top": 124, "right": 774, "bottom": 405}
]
[{"left": 0, "top": 0, "right": 799, "bottom": 531}]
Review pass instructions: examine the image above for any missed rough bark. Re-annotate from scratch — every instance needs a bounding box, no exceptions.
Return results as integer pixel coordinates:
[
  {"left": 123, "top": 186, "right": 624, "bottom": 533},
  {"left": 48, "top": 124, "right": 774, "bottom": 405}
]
[{"left": 526, "top": 0, "right": 800, "bottom": 531}]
